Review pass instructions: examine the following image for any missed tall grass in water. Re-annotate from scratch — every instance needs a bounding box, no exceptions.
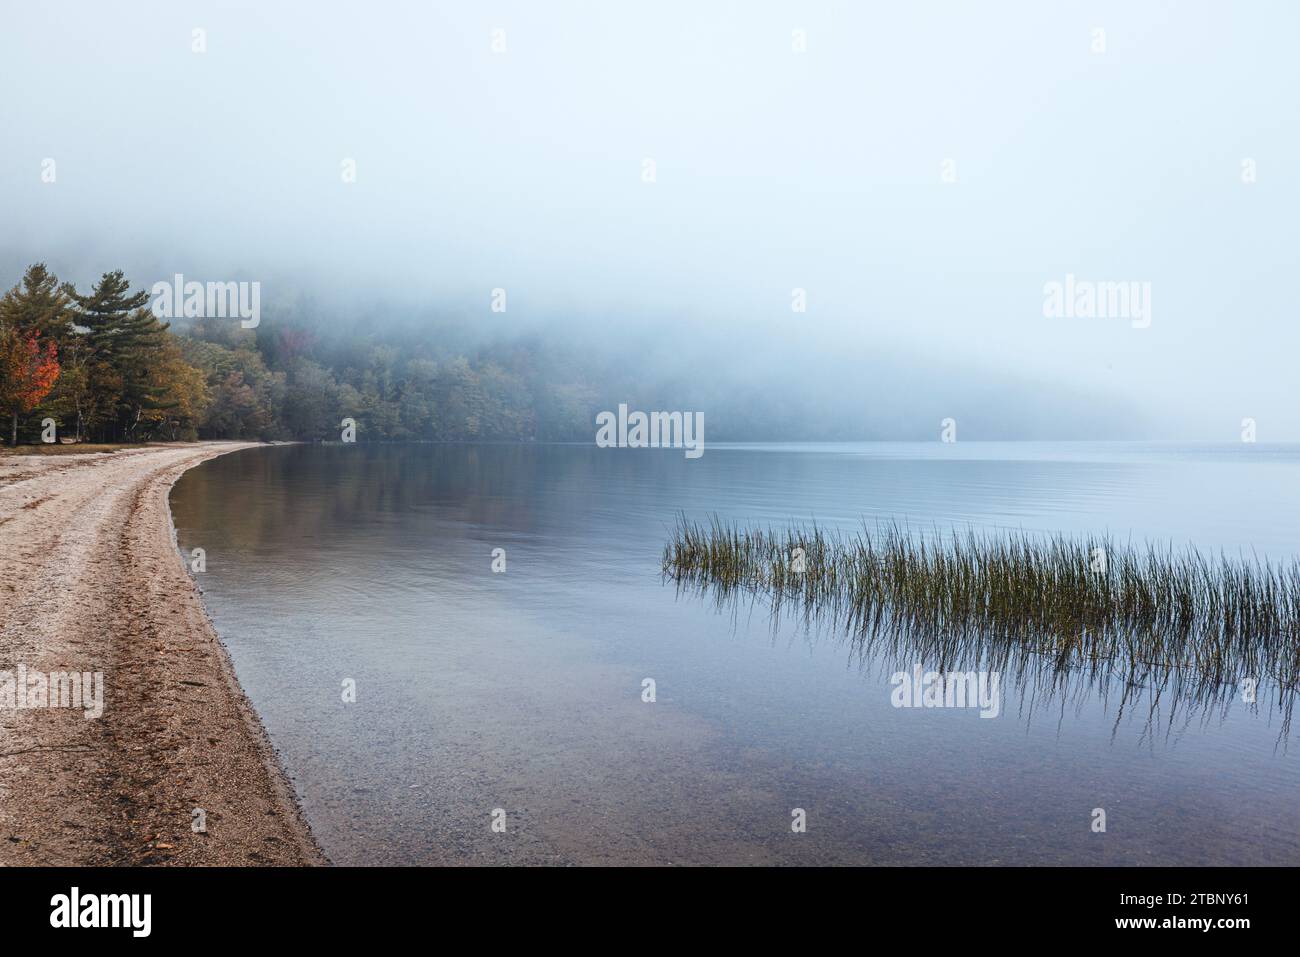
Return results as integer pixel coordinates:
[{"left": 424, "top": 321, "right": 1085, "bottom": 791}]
[{"left": 663, "top": 516, "right": 1300, "bottom": 702}]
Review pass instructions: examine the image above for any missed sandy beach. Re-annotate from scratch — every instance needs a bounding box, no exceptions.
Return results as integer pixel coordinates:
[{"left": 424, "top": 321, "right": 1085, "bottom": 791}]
[{"left": 0, "top": 443, "right": 323, "bottom": 866}]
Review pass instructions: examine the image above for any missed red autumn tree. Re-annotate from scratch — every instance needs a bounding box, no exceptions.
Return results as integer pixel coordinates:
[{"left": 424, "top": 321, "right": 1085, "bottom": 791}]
[{"left": 0, "top": 331, "right": 60, "bottom": 445}]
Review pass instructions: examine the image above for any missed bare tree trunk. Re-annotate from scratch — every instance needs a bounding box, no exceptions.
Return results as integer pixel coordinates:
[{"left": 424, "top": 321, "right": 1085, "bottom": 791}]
[{"left": 10, "top": 411, "right": 16, "bottom": 447}]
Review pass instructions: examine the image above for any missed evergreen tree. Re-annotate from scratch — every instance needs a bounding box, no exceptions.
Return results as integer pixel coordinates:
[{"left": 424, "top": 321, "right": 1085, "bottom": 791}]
[{"left": 69, "top": 271, "right": 172, "bottom": 442}]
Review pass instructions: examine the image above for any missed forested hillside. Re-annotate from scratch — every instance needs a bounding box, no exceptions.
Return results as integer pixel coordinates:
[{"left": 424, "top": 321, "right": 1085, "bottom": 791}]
[{"left": 0, "top": 263, "right": 598, "bottom": 444}]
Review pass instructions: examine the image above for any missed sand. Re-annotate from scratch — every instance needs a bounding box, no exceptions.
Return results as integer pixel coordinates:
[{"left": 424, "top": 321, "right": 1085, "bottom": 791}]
[{"left": 0, "top": 443, "right": 324, "bottom": 865}]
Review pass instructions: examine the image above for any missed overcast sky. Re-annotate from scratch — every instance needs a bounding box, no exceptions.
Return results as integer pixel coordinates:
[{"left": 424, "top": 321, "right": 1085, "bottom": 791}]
[{"left": 3, "top": 1, "right": 1297, "bottom": 439}]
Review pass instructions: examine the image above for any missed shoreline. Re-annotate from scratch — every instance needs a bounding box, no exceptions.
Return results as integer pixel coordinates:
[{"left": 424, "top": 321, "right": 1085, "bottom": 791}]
[{"left": 0, "top": 442, "right": 325, "bottom": 866}]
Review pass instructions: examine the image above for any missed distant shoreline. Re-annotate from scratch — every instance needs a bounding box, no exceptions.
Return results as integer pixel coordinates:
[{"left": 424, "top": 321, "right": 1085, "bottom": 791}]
[{"left": 0, "top": 442, "right": 324, "bottom": 865}]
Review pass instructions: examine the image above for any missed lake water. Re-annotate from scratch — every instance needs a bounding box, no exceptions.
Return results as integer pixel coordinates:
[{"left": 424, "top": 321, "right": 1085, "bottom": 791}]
[{"left": 170, "top": 442, "right": 1300, "bottom": 865}]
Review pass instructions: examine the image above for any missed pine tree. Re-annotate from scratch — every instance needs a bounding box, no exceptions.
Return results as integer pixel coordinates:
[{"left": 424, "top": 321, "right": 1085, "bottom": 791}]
[{"left": 69, "top": 271, "right": 172, "bottom": 442}]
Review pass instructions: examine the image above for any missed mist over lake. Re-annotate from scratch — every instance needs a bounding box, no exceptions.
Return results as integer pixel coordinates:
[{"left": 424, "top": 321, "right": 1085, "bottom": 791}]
[{"left": 5, "top": 0, "right": 1300, "bottom": 921}]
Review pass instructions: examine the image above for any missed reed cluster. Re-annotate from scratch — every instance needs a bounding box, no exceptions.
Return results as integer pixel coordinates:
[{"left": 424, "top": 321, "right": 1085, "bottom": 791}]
[{"left": 663, "top": 516, "right": 1300, "bottom": 693}]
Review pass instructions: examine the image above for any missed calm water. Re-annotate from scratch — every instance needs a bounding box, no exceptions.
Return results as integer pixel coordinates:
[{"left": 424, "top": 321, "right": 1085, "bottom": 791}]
[{"left": 170, "top": 442, "right": 1300, "bottom": 865}]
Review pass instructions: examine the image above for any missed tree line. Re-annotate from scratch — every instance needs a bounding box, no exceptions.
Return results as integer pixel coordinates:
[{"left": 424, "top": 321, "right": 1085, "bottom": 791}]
[{"left": 0, "top": 263, "right": 601, "bottom": 446}]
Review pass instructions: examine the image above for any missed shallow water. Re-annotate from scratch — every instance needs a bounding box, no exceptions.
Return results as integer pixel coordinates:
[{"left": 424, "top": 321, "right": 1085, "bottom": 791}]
[{"left": 170, "top": 442, "right": 1300, "bottom": 865}]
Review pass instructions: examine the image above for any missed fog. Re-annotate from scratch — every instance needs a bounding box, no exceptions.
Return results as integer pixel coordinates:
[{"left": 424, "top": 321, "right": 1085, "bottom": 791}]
[{"left": 3, "top": 0, "right": 1297, "bottom": 439}]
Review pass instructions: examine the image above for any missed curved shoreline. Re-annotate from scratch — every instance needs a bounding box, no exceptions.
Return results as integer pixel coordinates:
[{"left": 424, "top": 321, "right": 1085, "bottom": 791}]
[{"left": 0, "top": 442, "right": 325, "bottom": 866}]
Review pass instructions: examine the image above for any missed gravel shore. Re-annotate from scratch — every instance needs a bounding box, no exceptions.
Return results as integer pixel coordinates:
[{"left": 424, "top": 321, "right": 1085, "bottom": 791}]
[{"left": 0, "top": 443, "right": 324, "bottom": 865}]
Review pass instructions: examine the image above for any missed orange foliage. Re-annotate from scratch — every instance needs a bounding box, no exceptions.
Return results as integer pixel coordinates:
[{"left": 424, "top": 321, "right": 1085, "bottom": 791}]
[{"left": 0, "top": 333, "right": 60, "bottom": 413}]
